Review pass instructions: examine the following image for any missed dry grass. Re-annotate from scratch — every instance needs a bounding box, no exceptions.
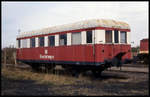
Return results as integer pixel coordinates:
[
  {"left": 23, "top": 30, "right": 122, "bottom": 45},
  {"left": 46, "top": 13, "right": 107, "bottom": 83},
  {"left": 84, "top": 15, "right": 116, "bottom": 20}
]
[
  {"left": 1, "top": 66, "right": 148, "bottom": 96},
  {"left": 2, "top": 66, "right": 90, "bottom": 86}
]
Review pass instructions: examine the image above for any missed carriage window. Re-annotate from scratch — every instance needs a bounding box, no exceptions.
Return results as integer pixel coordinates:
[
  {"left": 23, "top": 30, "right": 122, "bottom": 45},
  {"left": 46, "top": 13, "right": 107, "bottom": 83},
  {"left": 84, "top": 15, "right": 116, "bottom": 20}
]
[
  {"left": 105, "top": 30, "right": 112, "bottom": 43},
  {"left": 48, "top": 36, "right": 55, "bottom": 46},
  {"left": 72, "top": 32, "right": 81, "bottom": 45},
  {"left": 86, "top": 30, "right": 92, "bottom": 43},
  {"left": 59, "top": 34, "right": 67, "bottom": 46},
  {"left": 39, "top": 37, "right": 44, "bottom": 47},
  {"left": 114, "top": 30, "right": 119, "bottom": 43},
  {"left": 21, "top": 39, "right": 27, "bottom": 48},
  {"left": 120, "top": 31, "right": 127, "bottom": 43},
  {"left": 18, "top": 40, "right": 21, "bottom": 48},
  {"left": 30, "top": 38, "right": 35, "bottom": 48}
]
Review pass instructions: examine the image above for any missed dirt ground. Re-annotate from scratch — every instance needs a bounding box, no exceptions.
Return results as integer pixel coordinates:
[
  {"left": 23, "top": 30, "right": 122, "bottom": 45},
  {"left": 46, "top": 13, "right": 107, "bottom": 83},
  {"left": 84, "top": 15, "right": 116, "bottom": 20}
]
[{"left": 1, "top": 64, "right": 149, "bottom": 96}]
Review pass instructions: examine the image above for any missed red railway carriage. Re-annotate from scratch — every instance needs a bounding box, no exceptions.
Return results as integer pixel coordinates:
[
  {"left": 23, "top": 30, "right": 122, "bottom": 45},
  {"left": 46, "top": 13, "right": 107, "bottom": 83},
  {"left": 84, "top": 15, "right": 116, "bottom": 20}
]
[
  {"left": 139, "top": 38, "right": 149, "bottom": 54},
  {"left": 137, "top": 38, "right": 149, "bottom": 64},
  {"left": 16, "top": 19, "right": 131, "bottom": 76}
]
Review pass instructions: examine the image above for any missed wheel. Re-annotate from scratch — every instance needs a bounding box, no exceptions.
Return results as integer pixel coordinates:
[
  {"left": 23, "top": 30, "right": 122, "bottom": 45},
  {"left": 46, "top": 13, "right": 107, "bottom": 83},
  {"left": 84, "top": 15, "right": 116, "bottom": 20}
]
[
  {"left": 45, "top": 64, "right": 56, "bottom": 73},
  {"left": 71, "top": 70, "right": 80, "bottom": 78},
  {"left": 92, "top": 70, "right": 102, "bottom": 77},
  {"left": 143, "top": 55, "right": 149, "bottom": 64},
  {"left": 30, "top": 64, "right": 40, "bottom": 72},
  {"left": 64, "top": 66, "right": 80, "bottom": 78}
]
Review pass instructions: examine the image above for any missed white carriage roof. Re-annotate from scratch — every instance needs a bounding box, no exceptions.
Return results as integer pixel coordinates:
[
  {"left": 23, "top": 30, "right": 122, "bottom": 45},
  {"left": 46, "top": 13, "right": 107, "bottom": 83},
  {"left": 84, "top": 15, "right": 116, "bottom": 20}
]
[{"left": 17, "top": 19, "right": 130, "bottom": 38}]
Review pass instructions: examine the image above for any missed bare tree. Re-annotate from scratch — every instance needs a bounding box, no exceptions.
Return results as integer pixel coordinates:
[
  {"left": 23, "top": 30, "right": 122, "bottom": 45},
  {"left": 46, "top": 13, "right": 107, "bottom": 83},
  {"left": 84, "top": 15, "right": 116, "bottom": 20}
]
[{"left": 2, "top": 45, "right": 16, "bottom": 65}]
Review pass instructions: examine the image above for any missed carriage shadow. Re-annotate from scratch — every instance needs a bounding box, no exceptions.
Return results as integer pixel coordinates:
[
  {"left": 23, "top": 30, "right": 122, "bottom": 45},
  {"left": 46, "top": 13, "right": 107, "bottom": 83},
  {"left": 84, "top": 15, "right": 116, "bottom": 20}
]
[{"left": 32, "top": 68, "right": 128, "bottom": 81}]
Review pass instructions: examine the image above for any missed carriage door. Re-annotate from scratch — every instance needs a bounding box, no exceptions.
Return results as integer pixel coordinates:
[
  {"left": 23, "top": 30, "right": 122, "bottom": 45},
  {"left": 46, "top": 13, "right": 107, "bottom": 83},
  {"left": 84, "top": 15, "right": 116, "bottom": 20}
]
[
  {"left": 114, "top": 30, "right": 119, "bottom": 56},
  {"left": 120, "top": 31, "right": 127, "bottom": 52},
  {"left": 105, "top": 30, "right": 114, "bottom": 59}
]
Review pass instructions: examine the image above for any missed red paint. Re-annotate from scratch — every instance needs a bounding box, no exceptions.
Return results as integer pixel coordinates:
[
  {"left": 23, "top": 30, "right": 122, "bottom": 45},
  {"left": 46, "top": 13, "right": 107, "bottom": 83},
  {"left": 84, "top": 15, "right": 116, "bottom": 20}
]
[
  {"left": 95, "top": 44, "right": 131, "bottom": 62},
  {"left": 17, "top": 27, "right": 130, "bottom": 40},
  {"left": 140, "top": 39, "right": 149, "bottom": 52},
  {"left": 17, "top": 44, "right": 131, "bottom": 63}
]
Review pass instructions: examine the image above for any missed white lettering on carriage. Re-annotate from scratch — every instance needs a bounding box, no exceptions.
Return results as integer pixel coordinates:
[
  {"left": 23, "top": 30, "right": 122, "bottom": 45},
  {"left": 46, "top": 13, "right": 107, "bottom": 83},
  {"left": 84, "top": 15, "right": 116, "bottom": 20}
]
[{"left": 40, "top": 54, "right": 54, "bottom": 59}]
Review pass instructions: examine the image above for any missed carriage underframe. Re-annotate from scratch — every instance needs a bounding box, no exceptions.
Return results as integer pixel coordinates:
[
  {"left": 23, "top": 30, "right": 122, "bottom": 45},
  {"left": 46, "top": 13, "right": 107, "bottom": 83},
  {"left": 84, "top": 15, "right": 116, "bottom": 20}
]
[{"left": 17, "top": 52, "right": 128, "bottom": 77}]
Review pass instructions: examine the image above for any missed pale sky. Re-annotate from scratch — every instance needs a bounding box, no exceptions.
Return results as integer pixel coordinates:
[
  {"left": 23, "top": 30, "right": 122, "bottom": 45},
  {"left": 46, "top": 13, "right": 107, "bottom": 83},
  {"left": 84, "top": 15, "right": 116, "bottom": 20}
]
[{"left": 2, "top": 1, "right": 149, "bottom": 48}]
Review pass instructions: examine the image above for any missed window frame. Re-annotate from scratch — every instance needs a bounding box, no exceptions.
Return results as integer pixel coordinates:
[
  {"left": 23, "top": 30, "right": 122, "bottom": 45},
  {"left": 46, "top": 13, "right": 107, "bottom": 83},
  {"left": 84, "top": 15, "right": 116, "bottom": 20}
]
[
  {"left": 105, "top": 30, "right": 112, "bottom": 43},
  {"left": 39, "top": 37, "right": 44, "bottom": 47},
  {"left": 71, "top": 32, "right": 81, "bottom": 45},
  {"left": 59, "top": 34, "right": 67, "bottom": 46},
  {"left": 21, "top": 39, "right": 28, "bottom": 48},
  {"left": 48, "top": 35, "right": 55, "bottom": 47},
  {"left": 114, "top": 30, "right": 119, "bottom": 43},
  {"left": 30, "top": 38, "right": 35, "bottom": 48},
  {"left": 86, "top": 30, "right": 93, "bottom": 44},
  {"left": 18, "top": 40, "right": 21, "bottom": 48},
  {"left": 120, "top": 31, "right": 127, "bottom": 44}
]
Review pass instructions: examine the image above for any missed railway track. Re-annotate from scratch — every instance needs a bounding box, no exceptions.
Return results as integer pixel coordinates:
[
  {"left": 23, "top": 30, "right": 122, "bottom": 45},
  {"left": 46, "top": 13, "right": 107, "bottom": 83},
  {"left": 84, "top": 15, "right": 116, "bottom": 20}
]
[
  {"left": 123, "top": 63, "right": 148, "bottom": 67},
  {"left": 107, "top": 66, "right": 148, "bottom": 73}
]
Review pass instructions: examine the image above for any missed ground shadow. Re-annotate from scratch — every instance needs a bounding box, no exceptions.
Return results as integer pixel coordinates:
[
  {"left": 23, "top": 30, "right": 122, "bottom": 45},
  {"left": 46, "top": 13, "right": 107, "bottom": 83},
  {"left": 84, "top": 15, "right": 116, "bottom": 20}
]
[{"left": 1, "top": 75, "right": 59, "bottom": 96}]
